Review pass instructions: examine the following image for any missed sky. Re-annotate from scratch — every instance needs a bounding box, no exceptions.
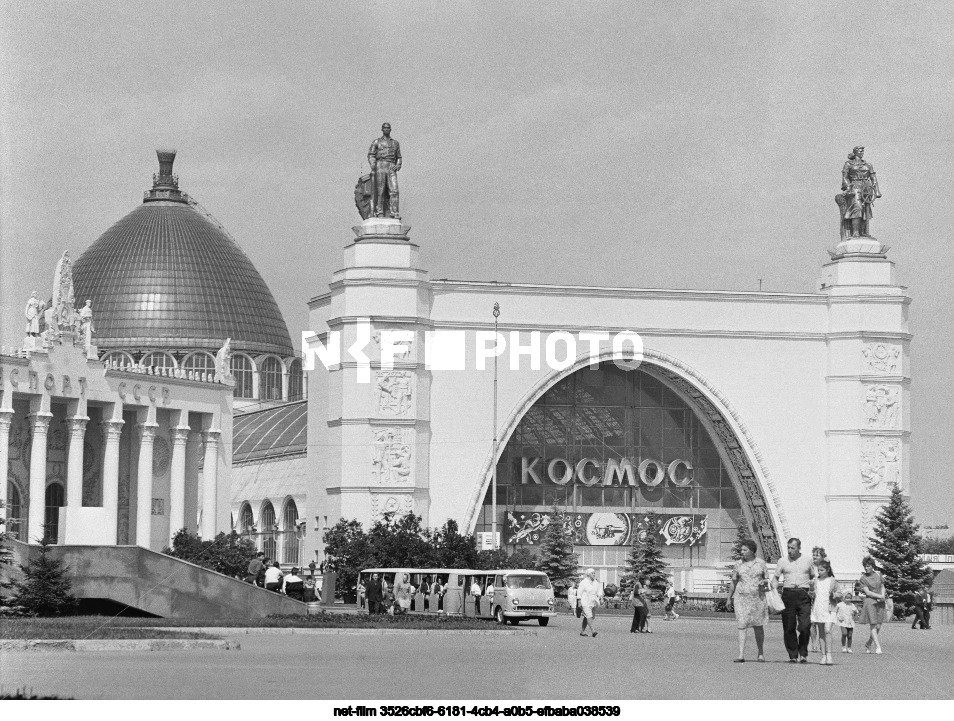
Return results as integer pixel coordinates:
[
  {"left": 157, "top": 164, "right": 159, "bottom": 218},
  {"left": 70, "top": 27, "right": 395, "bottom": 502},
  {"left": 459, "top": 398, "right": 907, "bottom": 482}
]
[{"left": 1, "top": 1, "right": 953, "bottom": 527}]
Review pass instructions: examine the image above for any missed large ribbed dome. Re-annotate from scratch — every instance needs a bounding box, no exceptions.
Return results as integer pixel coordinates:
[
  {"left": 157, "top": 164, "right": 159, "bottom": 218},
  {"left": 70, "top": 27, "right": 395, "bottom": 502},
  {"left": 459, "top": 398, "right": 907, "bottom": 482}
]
[{"left": 73, "top": 151, "right": 293, "bottom": 356}]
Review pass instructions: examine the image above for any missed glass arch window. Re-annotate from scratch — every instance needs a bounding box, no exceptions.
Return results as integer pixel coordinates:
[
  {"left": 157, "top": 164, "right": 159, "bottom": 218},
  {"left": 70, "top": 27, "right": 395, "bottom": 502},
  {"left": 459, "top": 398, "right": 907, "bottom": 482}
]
[
  {"left": 287, "top": 359, "right": 303, "bottom": 401},
  {"left": 281, "top": 499, "right": 300, "bottom": 566},
  {"left": 6, "top": 482, "right": 25, "bottom": 541},
  {"left": 479, "top": 363, "right": 744, "bottom": 569},
  {"left": 239, "top": 503, "right": 255, "bottom": 535},
  {"left": 183, "top": 352, "right": 216, "bottom": 378},
  {"left": 44, "top": 482, "right": 65, "bottom": 544},
  {"left": 260, "top": 501, "right": 277, "bottom": 560},
  {"left": 231, "top": 355, "right": 254, "bottom": 399},
  {"left": 260, "top": 357, "right": 283, "bottom": 401},
  {"left": 141, "top": 351, "right": 176, "bottom": 372},
  {"left": 102, "top": 351, "right": 135, "bottom": 367}
]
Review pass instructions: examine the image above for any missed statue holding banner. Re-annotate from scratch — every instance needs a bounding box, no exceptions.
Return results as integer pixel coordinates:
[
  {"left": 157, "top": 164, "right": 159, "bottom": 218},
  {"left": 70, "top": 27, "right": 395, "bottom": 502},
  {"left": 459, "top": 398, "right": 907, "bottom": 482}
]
[{"left": 836, "top": 146, "right": 881, "bottom": 240}]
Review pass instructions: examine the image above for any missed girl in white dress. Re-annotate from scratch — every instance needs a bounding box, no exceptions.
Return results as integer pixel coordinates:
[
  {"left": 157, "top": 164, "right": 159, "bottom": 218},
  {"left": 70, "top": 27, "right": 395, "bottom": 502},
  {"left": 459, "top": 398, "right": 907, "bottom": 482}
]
[{"left": 810, "top": 560, "right": 840, "bottom": 666}]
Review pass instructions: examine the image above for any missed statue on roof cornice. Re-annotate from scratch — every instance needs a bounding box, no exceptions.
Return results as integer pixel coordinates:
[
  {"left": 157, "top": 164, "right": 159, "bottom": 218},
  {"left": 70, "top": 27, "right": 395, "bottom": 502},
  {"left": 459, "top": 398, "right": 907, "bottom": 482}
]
[
  {"left": 51, "top": 251, "right": 76, "bottom": 332},
  {"left": 215, "top": 338, "right": 234, "bottom": 383}
]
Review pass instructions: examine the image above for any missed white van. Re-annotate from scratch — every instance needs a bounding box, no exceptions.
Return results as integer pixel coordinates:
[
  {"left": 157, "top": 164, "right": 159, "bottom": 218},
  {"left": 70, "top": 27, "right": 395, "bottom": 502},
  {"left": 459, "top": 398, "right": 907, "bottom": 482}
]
[{"left": 490, "top": 569, "right": 556, "bottom": 626}]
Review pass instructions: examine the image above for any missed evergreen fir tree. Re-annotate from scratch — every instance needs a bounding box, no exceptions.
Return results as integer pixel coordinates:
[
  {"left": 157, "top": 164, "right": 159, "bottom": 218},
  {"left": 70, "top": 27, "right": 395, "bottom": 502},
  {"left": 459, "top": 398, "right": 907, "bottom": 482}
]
[
  {"left": 618, "top": 525, "right": 642, "bottom": 597},
  {"left": 534, "top": 506, "right": 579, "bottom": 595},
  {"left": 867, "top": 485, "right": 933, "bottom": 602},
  {"left": 730, "top": 521, "right": 752, "bottom": 561},
  {"left": 0, "top": 507, "right": 23, "bottom": 616},
  {"left": 637, "top": 512, "right": 670, "bottom": 595},
  {"left": 619, "top": 512, "right": 669, "bottom": 597},
  {"left": 10, "top": 529, "right": 78, "bottom": 617}
]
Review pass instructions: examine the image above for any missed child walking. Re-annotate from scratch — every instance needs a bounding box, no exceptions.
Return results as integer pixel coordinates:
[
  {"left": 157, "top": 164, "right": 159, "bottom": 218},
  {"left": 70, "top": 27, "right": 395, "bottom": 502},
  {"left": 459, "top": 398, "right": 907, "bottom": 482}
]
[
  {"left": 810, "top": 560, "right": 839, "bottom": 666},
  {"left": 836, "top": 591, "right": 859, "bottom": 653}
]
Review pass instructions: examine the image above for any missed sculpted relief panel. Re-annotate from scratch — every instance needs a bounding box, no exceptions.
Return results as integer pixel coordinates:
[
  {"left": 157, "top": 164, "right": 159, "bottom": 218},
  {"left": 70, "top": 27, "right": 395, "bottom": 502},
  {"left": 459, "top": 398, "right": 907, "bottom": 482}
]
[
  {"left": 370, "top": 492, "right": 414, "bottom": 521},
  {"left": 862, "top": 343, "right": 900, "bottom": 375},
  {"left": 860, "top": 438, "right": 900, "bottom": 492},
  {"left": 371, "top": 427, "right": 412, "bottom": 485},
  {"left": 863, "top": 384, "right": 900, "bottom": 429},
  {"left": 374, "top": 371, "right": 412, "bottom": 417}
]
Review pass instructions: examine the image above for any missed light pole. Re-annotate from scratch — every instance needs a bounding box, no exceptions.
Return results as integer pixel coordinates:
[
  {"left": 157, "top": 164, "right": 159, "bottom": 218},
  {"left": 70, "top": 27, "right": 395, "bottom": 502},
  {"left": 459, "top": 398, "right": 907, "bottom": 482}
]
[{"left": 491, "top": 302, "right": 500, "bottom": 551}]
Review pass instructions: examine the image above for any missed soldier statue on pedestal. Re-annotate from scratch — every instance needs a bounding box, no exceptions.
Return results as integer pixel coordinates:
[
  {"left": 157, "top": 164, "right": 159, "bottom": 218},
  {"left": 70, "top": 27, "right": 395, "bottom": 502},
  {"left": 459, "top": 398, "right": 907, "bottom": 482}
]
[{"left": 355, "top": 123, "right": 402, "bottom": 220}]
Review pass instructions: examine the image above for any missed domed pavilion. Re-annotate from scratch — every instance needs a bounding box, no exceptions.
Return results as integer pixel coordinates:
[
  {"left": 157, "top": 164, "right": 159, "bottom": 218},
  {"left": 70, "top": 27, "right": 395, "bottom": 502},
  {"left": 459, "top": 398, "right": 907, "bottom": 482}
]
[{"left": 72, "top": 150, "right": 302, "bottom": 407}]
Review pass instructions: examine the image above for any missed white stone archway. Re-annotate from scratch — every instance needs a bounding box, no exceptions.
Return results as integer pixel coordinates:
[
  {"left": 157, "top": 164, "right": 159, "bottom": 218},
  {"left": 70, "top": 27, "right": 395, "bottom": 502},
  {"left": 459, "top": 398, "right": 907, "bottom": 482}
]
[{"left": 462, "top": 347, "right": 790, "bottom": 560}]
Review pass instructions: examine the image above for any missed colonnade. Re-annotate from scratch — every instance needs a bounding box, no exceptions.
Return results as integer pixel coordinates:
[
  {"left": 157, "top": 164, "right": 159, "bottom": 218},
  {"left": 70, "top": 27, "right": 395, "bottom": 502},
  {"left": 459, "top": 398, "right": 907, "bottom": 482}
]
[{"left": 0, "top": 399, "right": 221, "bottom": 548}]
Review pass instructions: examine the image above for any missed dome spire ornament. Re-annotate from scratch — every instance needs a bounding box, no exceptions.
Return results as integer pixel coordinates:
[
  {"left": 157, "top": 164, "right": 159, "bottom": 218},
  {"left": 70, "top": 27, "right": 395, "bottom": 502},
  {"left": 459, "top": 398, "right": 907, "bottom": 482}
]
[{"left": 144, "top": 148, "right": 187, "bottom": 204}]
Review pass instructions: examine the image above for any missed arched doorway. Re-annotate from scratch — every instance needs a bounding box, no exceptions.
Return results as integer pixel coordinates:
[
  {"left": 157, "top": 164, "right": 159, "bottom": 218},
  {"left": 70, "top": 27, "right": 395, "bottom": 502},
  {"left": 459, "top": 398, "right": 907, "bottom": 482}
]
[
  {"left": 44, "top": 482, "right": 65, "bottom": 544},
  {"left": 260, "top": 501, "right": 277, "bottom": 560},
  {"left": 281, "top": 499, "right": 301, "bottom": 566},
  {"left": 473, "top": 361, "right": 783, "bottom": 585}
]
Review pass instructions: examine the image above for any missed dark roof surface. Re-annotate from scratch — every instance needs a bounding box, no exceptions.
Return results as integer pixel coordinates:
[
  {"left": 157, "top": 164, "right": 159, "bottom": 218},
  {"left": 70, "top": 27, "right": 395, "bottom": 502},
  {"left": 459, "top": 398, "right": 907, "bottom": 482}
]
[
  {"left": 233, "top": 400, "right": 307, "bottom": 463},
  {"left": 73, "top": 199, "right": 293, "bottom": 356}
]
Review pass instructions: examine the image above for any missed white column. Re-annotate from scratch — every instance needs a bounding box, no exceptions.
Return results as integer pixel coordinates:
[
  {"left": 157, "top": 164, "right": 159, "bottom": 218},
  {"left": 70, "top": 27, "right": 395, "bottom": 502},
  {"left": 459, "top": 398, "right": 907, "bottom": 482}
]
[
  {"left": 136, "top": 423, "right": 159, "bottom": 548},
  {"left": 0, "top": 408, "right": 14, "bottom": 513},
  {"left": 65, "top": 416, "right": 89, "bottom": 510},
  {"left": 200, "top": 429, "right": 221, "bottom": 538},
  {"left": 168, "top": 425, "right": 190, "bottom": 544},
  {"left": 101, "top": 419, "right": 125, "bottom": 545},
  {"left": 27, "top": 412, "right": 53, "bottom": 543}
]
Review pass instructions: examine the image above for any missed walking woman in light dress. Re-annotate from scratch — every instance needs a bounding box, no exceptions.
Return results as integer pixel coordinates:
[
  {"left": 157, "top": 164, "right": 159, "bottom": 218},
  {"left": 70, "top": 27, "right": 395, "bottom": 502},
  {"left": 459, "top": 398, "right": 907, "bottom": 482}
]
[
  {"left": 727, "top": 539, "right": 769, "bottom": 662},
  {"left": 810, "top": 560, "right": 839, "bottom": 665},
  {"left": 809, "top": 546, "right": 828, "bottom": 652},
  {"left": 857, "top": 556, "right": 887, "bottom": 654}
]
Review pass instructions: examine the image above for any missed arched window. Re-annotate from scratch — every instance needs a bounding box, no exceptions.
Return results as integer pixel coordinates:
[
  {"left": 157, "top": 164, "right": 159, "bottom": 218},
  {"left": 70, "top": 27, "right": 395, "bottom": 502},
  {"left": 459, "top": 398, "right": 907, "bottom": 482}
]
[
  {"left": 141, "top": 351, "right": 176, "bottom": 372},
  {"left": 183, "top": 351, "right": 216, "bottom": 379},
  {"left": 260, "top": 501, "right": 277, "bottom": 560},
  {"left": 281, "top": 499, "right": 301, "bottom": 566},
  {"left": 231, "top": 355, "right": 254, "bottom": 399},
  {"left": 6, "top": 482, "right": 25, "bottom": 542},
  {"left": 102, "top": 351, "right": 135, "bottom": 367},
  {"left": 239, "top": 503, "right": 255, "bottom": 535},
  {"left": 287, "top": 359, "right": 304, "bottom": 401},
  {"left": 44, "top": 482, "right": 65, "bottom": 544},
  {"left": 260, "top": 357, "right": 283, "bottom": 401}
]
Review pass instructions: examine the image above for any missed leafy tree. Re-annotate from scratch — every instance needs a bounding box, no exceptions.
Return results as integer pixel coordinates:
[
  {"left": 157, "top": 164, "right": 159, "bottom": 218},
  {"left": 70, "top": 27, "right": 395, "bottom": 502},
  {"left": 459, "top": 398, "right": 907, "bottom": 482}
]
[
  {"left": 922, "top": 535, "right": 954, "bottom": 555},
  {"left": 430, "top": 519, "right": 479, "bottom": 569},
  {"left": 505, "top": 547, "right": 539, "bottom": 570},
  {"left": 730, "top": 520, "right": 752, "bottom": 561},
  {"left": 322, "top": 518, "right": 370, "bottom": 597},
  {"left": 620, "top": 512, "right": 669, "bottom": 597},
  {"left": 867, "top": 485, "right": 933, "bottom": 602},
  {"left": 163, "top": 528, "right": 258, "bottom": 579},
  {"left": 9, "top": 530, "right": 78, "bottom": 616},
  {"left": 366, "top": 512, "right": 436, "bottom": 569},
  {"left": 534, "top": 506, "right": 579, "bottom": 595}
]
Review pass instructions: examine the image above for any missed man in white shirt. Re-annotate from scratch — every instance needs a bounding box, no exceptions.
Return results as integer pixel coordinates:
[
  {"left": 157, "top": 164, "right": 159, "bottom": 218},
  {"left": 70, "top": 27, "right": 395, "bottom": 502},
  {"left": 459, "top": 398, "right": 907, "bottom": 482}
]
[
  {"left": 264, "top": 561, "right": 283, "bottom": 593},
  {"left": 577, "top": 568, "right": 603, "bottom": 637},
  {"left": 772, "top": 537, "right": 817, "bottom": 663}
]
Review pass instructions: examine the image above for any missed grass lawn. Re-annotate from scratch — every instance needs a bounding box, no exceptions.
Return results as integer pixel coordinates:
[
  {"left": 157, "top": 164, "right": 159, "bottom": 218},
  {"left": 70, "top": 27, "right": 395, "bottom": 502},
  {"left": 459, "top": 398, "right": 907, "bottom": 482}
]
[
  {"left": 0, "top": 618, "right": 220, "bottom": 640},
  {"left": 2, "top": 612, "right": 513, "bottom": 632}
]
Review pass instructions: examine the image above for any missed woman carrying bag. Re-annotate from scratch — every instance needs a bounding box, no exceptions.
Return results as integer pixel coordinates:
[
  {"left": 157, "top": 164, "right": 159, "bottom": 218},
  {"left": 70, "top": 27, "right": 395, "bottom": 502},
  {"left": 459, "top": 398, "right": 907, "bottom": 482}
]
[{"left": 727, "top": 539, "right": 770, "bottom": 662}]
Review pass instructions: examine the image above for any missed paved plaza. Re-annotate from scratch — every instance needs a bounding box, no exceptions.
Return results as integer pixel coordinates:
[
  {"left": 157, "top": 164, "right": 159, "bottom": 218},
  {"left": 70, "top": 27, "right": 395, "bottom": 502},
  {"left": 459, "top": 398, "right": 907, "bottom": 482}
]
[{"left": 2, "top": 615, "right": 952, "bottom": 700}]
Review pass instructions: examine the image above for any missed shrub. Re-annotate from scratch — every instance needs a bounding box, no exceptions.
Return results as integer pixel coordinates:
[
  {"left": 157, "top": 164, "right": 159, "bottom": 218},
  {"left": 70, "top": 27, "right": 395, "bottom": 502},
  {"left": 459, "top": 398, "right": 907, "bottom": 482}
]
[
  {"left": 9, "top": 531, "right": 78, "bottom": 617},
  {"left": 163, "top": 528, "right": 258, "bottom": 579}
]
